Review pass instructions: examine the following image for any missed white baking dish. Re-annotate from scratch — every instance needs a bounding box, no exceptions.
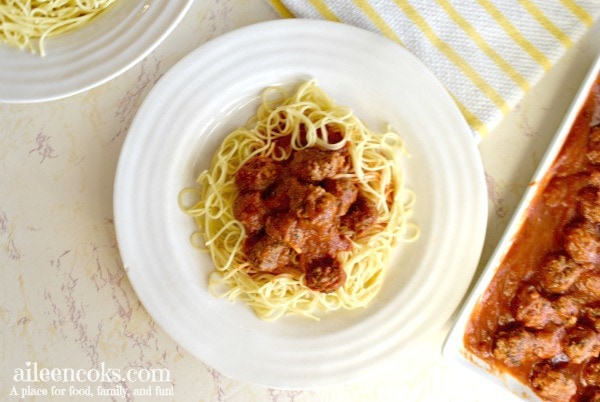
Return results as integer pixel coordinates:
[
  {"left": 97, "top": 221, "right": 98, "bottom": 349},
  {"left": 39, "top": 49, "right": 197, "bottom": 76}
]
[{"left": 443, "top": 50, "right": 600, "bottom": 401}]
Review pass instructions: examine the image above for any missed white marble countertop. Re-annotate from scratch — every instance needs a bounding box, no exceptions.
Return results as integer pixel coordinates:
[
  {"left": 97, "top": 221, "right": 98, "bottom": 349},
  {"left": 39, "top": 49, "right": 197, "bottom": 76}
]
[{"left": 1, "top": 1, "right": 599, "bottom": 401}]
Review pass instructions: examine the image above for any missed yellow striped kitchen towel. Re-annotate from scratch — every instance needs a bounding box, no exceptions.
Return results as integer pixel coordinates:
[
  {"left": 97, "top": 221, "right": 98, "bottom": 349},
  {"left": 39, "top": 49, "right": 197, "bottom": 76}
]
[{"left": 268, "top": 0, "right": 600, "bottom": 139}]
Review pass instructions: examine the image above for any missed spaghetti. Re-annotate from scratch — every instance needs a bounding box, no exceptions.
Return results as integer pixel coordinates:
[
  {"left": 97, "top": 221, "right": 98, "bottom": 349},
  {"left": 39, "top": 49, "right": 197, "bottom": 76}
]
[
  {"left": 180, "top": 80, "right": 419, "bottom": 320},
  {"left": 0, "top": 0, "right": 118, "bottom": 56}
]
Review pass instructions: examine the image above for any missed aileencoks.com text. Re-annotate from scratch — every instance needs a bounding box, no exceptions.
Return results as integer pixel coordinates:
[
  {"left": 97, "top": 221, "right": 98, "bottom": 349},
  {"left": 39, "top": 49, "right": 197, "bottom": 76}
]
[
  {"left": 9, "top": 361, "right": 174, "bottom": 399},
  {"left": 13, "top": 361, "right": 171, "bottom": 384}
]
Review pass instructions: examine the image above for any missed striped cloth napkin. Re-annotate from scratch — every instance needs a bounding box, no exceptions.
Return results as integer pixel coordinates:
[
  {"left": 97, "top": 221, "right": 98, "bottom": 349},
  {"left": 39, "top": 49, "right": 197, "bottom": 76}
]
[{"left": 267, "top": 0, "right": 600, "bottom": 139}]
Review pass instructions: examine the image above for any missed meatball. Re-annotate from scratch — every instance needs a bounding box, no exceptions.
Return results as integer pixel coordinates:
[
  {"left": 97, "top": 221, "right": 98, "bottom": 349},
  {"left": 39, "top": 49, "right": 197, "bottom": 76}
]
[
  {"left": 235, "top": 156, "right": 282, "bottom": 191},
  {"left": 493, "top": 326, "right": 564, "bottom": 366},
  {"left": 493, "top": 328, "right": 537, "bottom": 366},
  {"left": 579, "top": 186, "right": 600, "bottom": 223},
  {"left": 564, "top": 221, "right": 600, "bottom": 267},
  {"left": 341, "top": 196, "right": 378, "bottom": 235},
  {"left": 293, "top": 184, "right": 338, "bottom": 224},
  {"left": 268, "top": 178, "right": 340, "bottom": 225},
  {"left": 575, "top": 272, "right": 600, "bottom": 302},
  {"left": 265, "top": 213, "right": 305, "bottom": 253},
  {"left": 554, "top": 296, "right": 581, "bottom": 328},
  {"left": 247, "top": 236, "right": 292, "bottom": 273},
  {"left": 265, "top": 213, "right": 350, "bottom": 257},
  {"left": 515, "top": 286, "right": 561, "bottom": 329},
  {"left": 531, "top": 364, "right": 577, "bottom": 402},
  {"left": 539, "top": 254, "right": 584, "bottom": 294},
  {"left": 233, "top": 191, "right": 268, "bottom": 234},
  {"left": 589, "top": 150, "right": 600, "bottom": 166},
  {"left": 564, "top": 326, "right": 600, "bottom": 364},
  {"left": 533, "top": 327, "right": 566, "bottom": 359},
  {"left": 263, "top": 177, "right": 294, "bottom": 212},
  {"left": 323, "top": 178, "right": 359, "bottom": 216},
  {"left": 288, "top": 148, "right": 348, "bottom": 181},
  {"left": 304, "top": 256, "right": 346, "bottom": 293}
]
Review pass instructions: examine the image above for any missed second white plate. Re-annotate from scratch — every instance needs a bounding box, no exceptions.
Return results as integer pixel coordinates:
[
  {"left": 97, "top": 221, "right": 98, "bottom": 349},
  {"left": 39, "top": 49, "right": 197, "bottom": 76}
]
[{"left": 0, "top": 0, "right": 194, "bottom": 103}]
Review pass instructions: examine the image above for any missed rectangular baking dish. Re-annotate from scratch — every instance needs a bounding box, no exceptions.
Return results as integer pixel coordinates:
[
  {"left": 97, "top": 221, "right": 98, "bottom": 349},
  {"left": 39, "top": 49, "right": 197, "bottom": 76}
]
[{"left": 443, "top": 50, "right": 600, "bottom": 401}]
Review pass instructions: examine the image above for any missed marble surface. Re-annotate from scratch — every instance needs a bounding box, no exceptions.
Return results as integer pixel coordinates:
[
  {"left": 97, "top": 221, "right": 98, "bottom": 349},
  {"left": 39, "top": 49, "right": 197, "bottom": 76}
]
[{"left": 1, "top": 1, "right": 600, "bottom": 401}]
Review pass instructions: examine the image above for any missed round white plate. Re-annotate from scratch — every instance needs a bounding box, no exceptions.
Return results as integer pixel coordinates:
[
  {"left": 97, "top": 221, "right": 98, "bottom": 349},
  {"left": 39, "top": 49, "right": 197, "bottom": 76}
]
[
  {"left": 114, "top": 19, "right": 488, "bottom": 389},
  {"left": 0, "top": 0, "right": 194, "bottom": 103}
]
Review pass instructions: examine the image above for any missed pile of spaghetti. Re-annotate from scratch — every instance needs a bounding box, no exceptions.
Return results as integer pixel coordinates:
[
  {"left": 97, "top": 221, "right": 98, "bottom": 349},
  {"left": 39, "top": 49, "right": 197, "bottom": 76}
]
[
  {"left": 180, "top": 80, "right": 419, "bottom": 320},
  {"left": 0, "top": 0, "right": 118, "bottom": 56}
]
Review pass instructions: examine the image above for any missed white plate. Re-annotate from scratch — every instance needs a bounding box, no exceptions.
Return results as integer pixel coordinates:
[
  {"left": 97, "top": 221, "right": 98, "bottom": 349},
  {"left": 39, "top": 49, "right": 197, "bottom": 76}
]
[
  {"left": 443, "top": 51, "right": 600, "bottom": 400},
  {"left": 114, "top": 19, "right": 487, "bottom": 389},
  {"left": 0, "top": 0, "right": 194, "bottom": 103}
]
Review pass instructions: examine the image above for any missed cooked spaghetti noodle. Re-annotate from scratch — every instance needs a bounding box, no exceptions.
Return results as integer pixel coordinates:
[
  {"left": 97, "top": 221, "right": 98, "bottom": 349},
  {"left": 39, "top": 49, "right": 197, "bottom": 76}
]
[
  {"left": 180, "top": 80, "right": 419, "bottom": 320},
  {"left": 0, "top": 0, "right": 118, "bottom": 56}
]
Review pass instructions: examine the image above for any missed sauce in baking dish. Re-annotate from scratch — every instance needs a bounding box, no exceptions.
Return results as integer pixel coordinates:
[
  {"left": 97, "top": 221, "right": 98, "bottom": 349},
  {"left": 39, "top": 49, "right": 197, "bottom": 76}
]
[{"left": 464, "top": 76, "right": 600, "bottom": 402}]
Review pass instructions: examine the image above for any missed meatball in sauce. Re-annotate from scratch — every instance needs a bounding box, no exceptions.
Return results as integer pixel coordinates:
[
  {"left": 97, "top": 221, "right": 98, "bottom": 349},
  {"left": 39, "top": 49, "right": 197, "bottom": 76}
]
[{"left": 233, "top": 145, "right": 378, "bottom": 293}]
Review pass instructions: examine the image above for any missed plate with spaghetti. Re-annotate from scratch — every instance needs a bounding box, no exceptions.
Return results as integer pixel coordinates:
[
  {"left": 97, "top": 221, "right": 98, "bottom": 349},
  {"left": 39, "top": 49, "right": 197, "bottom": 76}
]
[
  {"left": 114, "top": 19, "right": 487, "bottom": 388},
  {"left": 0, "top": 0, "right": 194, "bottom": 103}
]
